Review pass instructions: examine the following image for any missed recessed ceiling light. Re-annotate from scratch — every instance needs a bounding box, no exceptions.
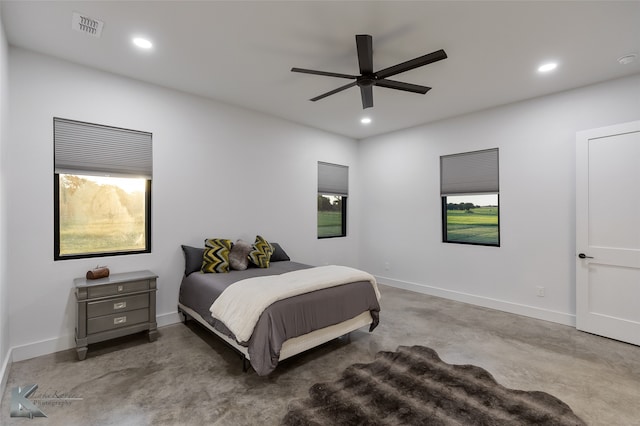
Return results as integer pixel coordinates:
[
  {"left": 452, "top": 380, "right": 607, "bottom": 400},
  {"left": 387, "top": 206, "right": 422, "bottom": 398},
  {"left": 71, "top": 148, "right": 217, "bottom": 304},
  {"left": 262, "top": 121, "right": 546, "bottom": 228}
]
[
  {"left": 537, "top": 62, "right": 558, "bottom": 73},
  {"left": 618, "top": 53, "right": 637, "bottom": 65},
  {"left": 133, "top": 37, "right": 153, "bottom": 49},
  {"left": 361, "top": 117, "right": 372, "bottom": 125}
]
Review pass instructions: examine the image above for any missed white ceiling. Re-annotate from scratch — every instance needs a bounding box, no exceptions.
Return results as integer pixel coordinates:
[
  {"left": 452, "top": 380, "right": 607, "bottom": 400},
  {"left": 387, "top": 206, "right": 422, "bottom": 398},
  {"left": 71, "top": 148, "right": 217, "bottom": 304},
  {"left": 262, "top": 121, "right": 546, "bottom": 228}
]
[{"left": 2, "top": 1, "right": 639, "bottom": 139}]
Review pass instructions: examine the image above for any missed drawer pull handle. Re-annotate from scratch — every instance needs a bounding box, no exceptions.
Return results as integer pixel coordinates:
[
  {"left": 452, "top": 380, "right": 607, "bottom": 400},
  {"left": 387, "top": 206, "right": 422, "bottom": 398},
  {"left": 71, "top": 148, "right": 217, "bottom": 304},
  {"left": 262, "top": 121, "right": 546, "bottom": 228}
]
[
  {"left": 114, "top": 316, "right": 127, "bottom": 325},
  {"left": 113, "top": 302, "right": 127, "bottom": 310},
  {"left": 117, "top": 285, "right": 124, "bottom": 292}
]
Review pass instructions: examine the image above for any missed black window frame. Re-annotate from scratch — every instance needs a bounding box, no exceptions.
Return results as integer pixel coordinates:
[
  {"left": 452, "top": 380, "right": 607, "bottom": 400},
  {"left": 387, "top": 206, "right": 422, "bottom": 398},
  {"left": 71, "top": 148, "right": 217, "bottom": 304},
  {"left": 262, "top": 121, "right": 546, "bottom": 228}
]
[
  {"left": 54, "top": 174, "right": 152, "bottom": 260},
  {"left": 441, "top": 194, "right": 500, "bottom": 247},
  {"left": 317, "top": 161, "right": 348, "bottom": 239},
  {"left": 317, "top": 194, "right": 347, "bottom": 239}
]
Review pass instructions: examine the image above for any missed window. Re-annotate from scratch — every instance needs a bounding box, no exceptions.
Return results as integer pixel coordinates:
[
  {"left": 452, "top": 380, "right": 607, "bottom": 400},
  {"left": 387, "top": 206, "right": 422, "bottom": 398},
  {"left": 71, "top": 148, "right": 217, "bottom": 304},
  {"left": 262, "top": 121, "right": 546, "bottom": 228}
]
[
  {"left": 318, "top": 162, "right": 348, "bottom": 238},
  {"left": 54, "top": 118, "right": 152, "bottom": 260},
  {"left": 440, "top": 148, "right": 499, "bottom": 246}
]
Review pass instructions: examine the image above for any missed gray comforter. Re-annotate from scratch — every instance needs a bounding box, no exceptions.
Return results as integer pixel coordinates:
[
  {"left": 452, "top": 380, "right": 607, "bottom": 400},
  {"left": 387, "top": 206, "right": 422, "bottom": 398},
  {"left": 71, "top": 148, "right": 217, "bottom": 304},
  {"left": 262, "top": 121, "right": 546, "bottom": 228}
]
[{"left": 178, "top": 261, "right": 380, "bottom": 375}]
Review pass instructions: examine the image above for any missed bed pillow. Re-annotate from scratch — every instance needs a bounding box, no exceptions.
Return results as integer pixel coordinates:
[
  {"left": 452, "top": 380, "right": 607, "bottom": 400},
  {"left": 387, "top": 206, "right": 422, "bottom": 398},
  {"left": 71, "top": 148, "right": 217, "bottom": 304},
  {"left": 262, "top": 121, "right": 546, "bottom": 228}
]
[
  {"left": 201, "top": 238, "right": 233, "bottom": 273},
  {"left": 248, "top": 235, "right": 274, "bottom": 268},
  {"left": 229, "top": 239, "right": 253, "bottom": 271},
  {"left": 181, "top": 245, "right": 205, "bottom": 276},
  {"left": 269, "top": 242, "right": 290, "bottom": 262}
]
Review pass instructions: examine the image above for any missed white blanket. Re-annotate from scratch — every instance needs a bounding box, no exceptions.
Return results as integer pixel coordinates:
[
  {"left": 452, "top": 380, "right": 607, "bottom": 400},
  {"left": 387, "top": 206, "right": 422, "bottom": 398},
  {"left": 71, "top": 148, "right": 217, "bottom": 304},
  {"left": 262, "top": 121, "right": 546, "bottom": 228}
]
[{"left": 209, "top": 265, "right": 380, "bottom": 343}]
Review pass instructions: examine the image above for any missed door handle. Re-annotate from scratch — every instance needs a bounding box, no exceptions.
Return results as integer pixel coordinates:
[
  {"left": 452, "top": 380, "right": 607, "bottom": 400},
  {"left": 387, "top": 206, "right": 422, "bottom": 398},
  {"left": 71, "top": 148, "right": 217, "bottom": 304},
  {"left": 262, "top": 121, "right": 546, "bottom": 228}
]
[{"left": 578, "top": 253, "right": 594, "bottom": 259}]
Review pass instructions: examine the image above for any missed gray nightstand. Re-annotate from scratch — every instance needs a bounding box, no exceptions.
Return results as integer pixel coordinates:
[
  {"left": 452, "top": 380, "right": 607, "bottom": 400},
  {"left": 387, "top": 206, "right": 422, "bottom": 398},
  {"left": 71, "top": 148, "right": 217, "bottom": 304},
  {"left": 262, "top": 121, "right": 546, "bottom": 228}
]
[{"left": 75, "top": 270, "right": 158, "bottom": 360}]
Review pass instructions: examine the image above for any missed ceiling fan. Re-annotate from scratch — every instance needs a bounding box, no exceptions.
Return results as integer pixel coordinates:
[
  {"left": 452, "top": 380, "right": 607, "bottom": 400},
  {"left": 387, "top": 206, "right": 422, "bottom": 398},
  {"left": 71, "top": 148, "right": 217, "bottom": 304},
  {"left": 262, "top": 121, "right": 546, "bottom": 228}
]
[{"left": 291, "top": 34, "right": 447, "bottom": 109}]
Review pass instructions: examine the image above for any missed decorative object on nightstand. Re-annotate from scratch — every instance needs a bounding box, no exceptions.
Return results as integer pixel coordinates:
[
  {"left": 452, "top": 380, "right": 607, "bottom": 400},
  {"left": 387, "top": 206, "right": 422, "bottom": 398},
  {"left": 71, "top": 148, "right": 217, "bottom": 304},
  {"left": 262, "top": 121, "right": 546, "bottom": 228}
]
[
  {"left": 85, "top": 265, "right": 110, "bottom": 280},
  {"left": 74, "top": 270, "right": 158, "bottom": 360}
]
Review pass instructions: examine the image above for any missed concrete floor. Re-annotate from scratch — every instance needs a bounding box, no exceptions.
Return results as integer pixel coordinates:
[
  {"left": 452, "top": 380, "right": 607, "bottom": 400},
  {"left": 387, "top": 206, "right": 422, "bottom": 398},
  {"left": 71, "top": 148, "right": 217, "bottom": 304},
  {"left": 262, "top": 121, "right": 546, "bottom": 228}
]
[{"left": 1, "top": 284, "right": 639, "bottom": 425}]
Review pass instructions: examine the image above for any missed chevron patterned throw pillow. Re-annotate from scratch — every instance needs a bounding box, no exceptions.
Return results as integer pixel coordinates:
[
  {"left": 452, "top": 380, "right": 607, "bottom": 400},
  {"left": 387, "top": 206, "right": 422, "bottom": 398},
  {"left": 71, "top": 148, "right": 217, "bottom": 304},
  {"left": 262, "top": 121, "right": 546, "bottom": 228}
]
[
  {"left": 201, "top": 238, "right": 233, "bottom": 273},
  {"left": 248, "top": 235, "right": 274, "bottom": 268}
]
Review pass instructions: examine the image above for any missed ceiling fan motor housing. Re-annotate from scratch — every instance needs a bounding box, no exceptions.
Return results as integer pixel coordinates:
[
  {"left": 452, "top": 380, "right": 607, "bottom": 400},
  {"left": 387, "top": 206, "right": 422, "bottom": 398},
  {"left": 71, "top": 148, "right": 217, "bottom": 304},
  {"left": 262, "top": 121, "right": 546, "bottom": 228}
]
[{"left": 357, "top": 75, "right": 376, "bottom": 87}]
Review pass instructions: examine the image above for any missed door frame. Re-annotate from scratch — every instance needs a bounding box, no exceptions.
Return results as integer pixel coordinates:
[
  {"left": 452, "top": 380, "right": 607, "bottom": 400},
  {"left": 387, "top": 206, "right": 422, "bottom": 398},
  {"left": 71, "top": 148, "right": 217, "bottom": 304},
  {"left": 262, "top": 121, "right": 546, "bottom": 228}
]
[{"left": 575, "top": 120, "right": 640, "bottom": 345}]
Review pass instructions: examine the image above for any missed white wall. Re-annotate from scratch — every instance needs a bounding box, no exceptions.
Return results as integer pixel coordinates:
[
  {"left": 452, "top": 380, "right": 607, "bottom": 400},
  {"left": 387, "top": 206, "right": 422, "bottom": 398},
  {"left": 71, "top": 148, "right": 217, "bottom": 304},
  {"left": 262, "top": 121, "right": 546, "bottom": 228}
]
[
  {"left": 358, "top": 74, "right": 640, "bottom": 325},
  {"left": 5, "top": 45, "right": 639, "bottom": 363},
  {"left": 0, "top": 6, "right": 11, "bottom": 388},
  {"left": 6, "top": 47, "right": 360, "bottom": 361}
]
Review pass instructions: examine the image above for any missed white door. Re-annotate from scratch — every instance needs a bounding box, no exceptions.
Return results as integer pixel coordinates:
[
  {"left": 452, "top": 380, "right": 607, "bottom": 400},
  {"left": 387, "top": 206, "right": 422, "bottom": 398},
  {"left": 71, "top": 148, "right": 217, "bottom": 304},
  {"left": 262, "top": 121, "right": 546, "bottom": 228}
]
[{"left": 576, "top": 121, "right": 640, "bottom": 346}]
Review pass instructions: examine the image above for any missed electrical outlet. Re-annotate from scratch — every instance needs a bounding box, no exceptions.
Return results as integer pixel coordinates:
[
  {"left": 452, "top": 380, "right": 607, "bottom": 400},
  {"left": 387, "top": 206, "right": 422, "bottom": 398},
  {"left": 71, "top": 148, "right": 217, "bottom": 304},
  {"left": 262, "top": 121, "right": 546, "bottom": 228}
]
[
  {"left": 384, "top": 262, "right": 390, "bottom": 271},
  {"left": 536, "top": 286, "right": 545, "bottom": 297}
]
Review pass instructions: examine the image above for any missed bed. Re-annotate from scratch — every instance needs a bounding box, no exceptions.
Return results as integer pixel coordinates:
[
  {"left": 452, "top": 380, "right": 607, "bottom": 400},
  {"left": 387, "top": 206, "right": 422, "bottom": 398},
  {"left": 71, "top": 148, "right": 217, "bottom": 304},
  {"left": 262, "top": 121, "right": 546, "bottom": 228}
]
[{"left": 177, "top": 240, "right": 381, "bottom": 376}]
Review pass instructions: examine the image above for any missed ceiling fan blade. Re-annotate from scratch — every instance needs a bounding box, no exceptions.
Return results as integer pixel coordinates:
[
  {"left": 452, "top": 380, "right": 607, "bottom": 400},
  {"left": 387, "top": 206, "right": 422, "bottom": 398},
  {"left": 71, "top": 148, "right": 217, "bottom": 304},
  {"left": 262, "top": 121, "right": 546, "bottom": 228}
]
[
  {"left": 360, "top": 86, "right": 373, "bottom": 109},
  {"left": 375, "top": 79, "right": 431, "bottom": 94},
  {"left": 356, "top": 34, "right": 373, "bottom": 74},
  {"left": 310, "top": 81, "right": 357, "bottom": 102},
  {"left": 376, "top": 49, "right": 447, "bottom": 79},
  {"left": 291, "top": 67, "right": 357, "bottom": 80}
]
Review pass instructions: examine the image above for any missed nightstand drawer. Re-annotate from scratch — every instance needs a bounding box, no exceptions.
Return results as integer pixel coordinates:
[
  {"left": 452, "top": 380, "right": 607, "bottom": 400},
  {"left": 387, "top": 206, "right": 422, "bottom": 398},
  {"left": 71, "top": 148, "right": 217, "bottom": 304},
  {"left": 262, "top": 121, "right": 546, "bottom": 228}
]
[
  {"left": 87, "top": 308, "right": 149, "bottom": 334},
  {"left": 87, "top": 293, "right": 149, "bottom": 318},
  {"left": 87, "top": 280, "right": 150, "bottom": 298}
]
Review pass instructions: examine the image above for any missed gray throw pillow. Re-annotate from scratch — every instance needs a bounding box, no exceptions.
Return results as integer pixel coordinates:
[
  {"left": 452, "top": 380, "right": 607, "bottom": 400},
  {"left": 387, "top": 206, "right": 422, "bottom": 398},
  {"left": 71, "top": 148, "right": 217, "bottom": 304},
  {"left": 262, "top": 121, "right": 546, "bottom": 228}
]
[
  {"left": 229, "top": 240, "right": 253, "bottom": 271},
  {"left": 181, "top": 245, "right": 205, "bottom": 276},
  {"left": 270, "top": 242, "right": 290, "bottom": 262}
]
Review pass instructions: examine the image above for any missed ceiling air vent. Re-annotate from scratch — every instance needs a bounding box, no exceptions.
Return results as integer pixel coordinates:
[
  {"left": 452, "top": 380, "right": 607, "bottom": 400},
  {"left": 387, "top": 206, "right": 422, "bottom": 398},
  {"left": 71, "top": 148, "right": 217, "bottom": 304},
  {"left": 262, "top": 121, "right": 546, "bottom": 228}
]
[{"left": 72, "top": 12, "right": 104, "bottom": 38}]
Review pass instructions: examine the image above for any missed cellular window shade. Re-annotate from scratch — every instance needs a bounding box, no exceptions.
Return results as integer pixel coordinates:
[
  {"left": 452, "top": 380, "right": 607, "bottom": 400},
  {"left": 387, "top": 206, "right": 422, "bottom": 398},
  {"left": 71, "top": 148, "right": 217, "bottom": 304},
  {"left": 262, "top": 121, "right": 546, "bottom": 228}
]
[
  {"left": 440, "top": 148, "right": 499, "bottom": 195},
  {"left": 54, "top": 118, "right": 152, "bottom": 178},
  {"left": 318, "top": 162, "right": 348, "bottom": 196}
]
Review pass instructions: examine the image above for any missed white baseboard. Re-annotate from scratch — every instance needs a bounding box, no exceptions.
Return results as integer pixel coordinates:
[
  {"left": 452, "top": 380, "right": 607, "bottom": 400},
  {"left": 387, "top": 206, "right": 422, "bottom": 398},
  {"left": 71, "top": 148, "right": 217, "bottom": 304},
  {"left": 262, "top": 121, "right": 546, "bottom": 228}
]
[
  {"left": 9, "top": 311, "right": 184, "bottom": 363},
  {"left": 157, "top": 311, "right": 182, "bottom": 328},
  {"left": 11, "top": 334, "right": 75, "bottom": 362},
  {"left": 1, "top": 347, "right": 12, "bottom": 396},
  {"left": 377, "top": 275, "right": 576, "bottom": 327}
]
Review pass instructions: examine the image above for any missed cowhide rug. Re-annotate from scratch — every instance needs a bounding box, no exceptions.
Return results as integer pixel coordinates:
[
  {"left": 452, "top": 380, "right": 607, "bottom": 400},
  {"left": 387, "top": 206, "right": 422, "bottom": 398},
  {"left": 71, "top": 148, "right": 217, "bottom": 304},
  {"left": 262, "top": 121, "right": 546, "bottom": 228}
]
[{"left": 283, "top": 345, "right": 586, "bottom": 425}]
